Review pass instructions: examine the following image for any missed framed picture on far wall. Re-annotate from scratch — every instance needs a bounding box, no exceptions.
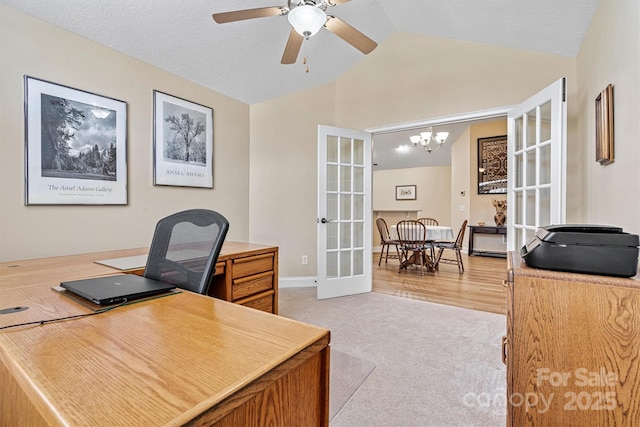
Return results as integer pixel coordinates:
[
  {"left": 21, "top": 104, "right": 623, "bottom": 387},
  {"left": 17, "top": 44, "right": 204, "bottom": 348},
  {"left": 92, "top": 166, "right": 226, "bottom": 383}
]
[
  {"left": 396, "top": 185, "right": 417, "bottom": 200},
  {"left": 477, "top": 135, "right": 507, "bottom": 194},
  {"left": 24, "top": 76, "right": 128, "bottom": 205},
  {"left": 153, "top": 90, "right": 213, "bottom": 188}
]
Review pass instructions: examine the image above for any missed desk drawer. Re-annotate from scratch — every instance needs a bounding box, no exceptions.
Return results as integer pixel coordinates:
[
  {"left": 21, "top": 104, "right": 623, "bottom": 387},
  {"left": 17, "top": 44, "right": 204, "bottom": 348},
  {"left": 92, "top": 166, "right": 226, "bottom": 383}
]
[
  {"left": 232, "top": 253, "right": 274, "bottom": 279},
  {"left": 214, "top": 261, "right": 225, "bottom": 276},
  {"left": 232, "top": 271, "right": 274, "bottom": 300},
  {"left": 237, "top": 290, "right": 274, "bottom": 313}
]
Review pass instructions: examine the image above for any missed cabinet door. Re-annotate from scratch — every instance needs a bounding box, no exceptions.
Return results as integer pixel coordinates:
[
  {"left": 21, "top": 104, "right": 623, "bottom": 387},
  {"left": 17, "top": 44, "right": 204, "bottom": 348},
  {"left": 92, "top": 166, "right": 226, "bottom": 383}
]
[{"left": 510, "top": 275, "right": 640, "bottom": 425}]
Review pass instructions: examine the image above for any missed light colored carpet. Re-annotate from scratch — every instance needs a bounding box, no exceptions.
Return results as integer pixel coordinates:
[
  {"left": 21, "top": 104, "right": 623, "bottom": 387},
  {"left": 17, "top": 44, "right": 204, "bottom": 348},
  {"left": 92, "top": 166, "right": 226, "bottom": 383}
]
[{"left": 279, "top": 287, "right": 506, "bottom": 427}]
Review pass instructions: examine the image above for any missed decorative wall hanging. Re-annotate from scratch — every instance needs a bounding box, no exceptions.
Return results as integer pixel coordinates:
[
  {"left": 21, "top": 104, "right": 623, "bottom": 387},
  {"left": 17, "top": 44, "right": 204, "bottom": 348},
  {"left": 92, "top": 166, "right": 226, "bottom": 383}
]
[
  {"left": 478, "top": 135, "right": 507, "bottom": 194},
  {"left": 595, "top": 84, "right": 614, "bottom": 165},
  {"left": 153, "top": 90, "right": 213, "bottom": 188},
  {"left": 24, "top": 76, "right": 128, "bottom": 205},
  {"left": 396, "top": 185, "right": 416, "bottom": 200}
]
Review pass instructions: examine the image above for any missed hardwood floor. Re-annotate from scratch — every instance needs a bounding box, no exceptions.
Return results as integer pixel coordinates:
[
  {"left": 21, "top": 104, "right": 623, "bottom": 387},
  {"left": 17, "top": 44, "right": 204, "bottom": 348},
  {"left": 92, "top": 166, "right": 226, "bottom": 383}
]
[{"left": 372, "top": 251, "right": 507, "bottom": 315}]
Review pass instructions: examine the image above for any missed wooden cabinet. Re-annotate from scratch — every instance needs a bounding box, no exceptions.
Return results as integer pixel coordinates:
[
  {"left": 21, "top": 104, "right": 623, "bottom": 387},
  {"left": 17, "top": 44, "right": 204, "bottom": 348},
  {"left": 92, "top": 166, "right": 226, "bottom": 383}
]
[
  {"left": 505, "top": 252, "right": 640, "bottom": 425},
  {"left": 208, "top": 242, "right": 279, "bottom": 314}
]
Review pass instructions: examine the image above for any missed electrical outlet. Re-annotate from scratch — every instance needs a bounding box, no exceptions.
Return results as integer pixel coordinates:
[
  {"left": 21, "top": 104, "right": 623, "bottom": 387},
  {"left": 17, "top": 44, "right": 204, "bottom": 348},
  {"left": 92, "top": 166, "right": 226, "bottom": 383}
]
[{"left": 301, "top": 255, "right": 308, "bottom": 265}]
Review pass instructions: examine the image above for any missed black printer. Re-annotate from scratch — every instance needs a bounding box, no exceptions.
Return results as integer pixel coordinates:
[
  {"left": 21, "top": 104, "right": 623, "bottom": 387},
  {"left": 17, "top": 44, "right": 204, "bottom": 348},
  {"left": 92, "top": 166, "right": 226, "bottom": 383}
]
[{"left": 521, "top": 224, "right": 640, "bottom": 278}]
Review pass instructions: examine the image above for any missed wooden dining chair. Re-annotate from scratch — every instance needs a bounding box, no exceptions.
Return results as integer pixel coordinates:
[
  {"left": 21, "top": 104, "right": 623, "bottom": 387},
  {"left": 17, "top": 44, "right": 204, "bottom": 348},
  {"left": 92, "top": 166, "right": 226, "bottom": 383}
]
[
  {"left": 417, "top": 217, "right": 438, "bottom": 259},
  {"left": 417, "top": 217, "right": 439, "bottom": 226},
  {"left": 433, "top": 220, "right": 468, "bottom": 274},
  {"left": 396, "top": 220, "right": 432, "bottom": 276},
  {"left": 376, "top": 218, "right": 400, "bottom": 266}
]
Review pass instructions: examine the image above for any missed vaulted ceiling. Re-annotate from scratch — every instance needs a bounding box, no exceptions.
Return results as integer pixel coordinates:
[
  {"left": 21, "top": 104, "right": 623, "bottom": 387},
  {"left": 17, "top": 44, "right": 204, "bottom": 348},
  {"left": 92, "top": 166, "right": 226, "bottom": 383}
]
[{"left": 2, "top": 0, "right": 598, "bottom": 105}]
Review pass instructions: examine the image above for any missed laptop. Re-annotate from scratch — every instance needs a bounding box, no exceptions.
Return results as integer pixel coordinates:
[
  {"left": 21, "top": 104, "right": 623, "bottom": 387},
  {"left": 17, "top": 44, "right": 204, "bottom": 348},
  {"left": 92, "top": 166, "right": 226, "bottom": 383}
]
[{"left": 60, "top": 274, "right": 176, "bottom": 305}]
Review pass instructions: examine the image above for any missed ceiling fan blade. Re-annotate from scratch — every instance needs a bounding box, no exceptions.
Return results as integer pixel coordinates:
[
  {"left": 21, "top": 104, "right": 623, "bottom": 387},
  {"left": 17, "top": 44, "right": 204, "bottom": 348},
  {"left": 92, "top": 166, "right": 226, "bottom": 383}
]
[
  {"left": 324, "top": 15, "right": 377, "bottom": 54},
  {"left": 325, "top": 0, "right": 352, "bottom": 5},
  {"left": 212, "top": 6, "right": 287, "bottom": 24},
  {"left": 281, "top": 29, "right": 304, "bottom": 64}
]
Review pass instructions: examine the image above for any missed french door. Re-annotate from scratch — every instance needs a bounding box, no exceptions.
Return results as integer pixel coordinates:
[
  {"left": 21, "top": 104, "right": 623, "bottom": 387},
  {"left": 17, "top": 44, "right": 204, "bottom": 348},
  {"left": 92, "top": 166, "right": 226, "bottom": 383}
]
[
  {"left": 317, "top": 125, "right": 372, "bottom": 299},
  {"left": 507, "top": 78, "right": 567, "bottom": 251}
]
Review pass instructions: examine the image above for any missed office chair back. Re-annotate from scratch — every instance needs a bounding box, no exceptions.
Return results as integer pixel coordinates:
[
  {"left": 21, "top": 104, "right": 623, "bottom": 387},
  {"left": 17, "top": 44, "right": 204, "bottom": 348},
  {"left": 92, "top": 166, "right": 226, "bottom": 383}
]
[{"left": 144, "top": 209, "right": 229, "bottom": 295}]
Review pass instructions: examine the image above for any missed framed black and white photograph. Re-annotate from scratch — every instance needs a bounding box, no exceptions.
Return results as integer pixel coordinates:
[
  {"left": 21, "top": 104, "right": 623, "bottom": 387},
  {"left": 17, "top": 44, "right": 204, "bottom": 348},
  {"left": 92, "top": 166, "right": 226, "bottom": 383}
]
[
  {"left": 396, "top": 185, "right": 416, "bottom": 200},
  {"left": 24, "top": 76, "right": 128, "bottom": 205},
  {"left": 477, "top": 135, "right": 507, "bottom": 194},
  {"left": 153, "top": 90, "right": 213, "bottom": 188}
]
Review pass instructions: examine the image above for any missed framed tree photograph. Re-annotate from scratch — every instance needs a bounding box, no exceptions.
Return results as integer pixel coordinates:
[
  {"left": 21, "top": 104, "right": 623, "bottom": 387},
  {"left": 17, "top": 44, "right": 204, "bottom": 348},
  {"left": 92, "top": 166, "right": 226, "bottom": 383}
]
[
  {"left": 477, "top": 135, "right": 507, "bottom": 194},
  {"left": 24, "top": 76, "right": 128, "bottom": 205},
  {"left": 153, "top": 90, "right": 213, "bottom": 188}
]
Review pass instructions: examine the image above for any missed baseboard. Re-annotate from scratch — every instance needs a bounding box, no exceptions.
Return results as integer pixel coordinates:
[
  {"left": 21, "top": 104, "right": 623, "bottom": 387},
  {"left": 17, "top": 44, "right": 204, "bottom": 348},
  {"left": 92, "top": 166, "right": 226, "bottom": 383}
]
[{"left": 279, "top": 276, "right": 317, "bottom": 288}]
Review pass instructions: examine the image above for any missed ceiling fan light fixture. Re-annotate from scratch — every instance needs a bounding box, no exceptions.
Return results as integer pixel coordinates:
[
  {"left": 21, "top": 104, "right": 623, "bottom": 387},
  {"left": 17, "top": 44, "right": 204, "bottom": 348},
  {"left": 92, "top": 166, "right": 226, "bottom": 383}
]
[{"left": 288, "top": 5, "right": 327, "bottom": 38}]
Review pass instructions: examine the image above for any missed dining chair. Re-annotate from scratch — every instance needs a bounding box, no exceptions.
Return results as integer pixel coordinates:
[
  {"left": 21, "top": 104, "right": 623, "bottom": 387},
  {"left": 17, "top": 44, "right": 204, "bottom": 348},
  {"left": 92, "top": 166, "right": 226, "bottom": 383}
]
[
  {"left": 433, "top": 219, "right": 468, "bottom": 274},
  {"left": 417, "top": 217, "right": 439, "bottom": 226},
  {"left": 376, "top": 218, "right": 400, "bottom": 266},
  {"left": 144, "top": 209, "right": 229, "bottom": 295},
  {"left": 396, "top": 220, "right": 433, "bottom": 276},
  {"left": 417, "top": 217, "right": 439, "bottom": 259}
]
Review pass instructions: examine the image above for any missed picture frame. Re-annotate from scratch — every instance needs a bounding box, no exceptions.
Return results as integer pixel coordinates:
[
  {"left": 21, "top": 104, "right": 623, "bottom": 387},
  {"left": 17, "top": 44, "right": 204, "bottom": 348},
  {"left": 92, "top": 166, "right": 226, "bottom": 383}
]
[
  {"left": 595, "top": 84, "right": 614, "bottom": 165},
  {"left": 153, "top": 90, "right": 213, "bottom": 188},
  {"left": 396, "top": 185, "right": 416, "bottom": 200},
  {"left": 24, "top": 76, "right": 127, "bottom": 205},
  {"left": 477, "top": 135, "right": 507, "bottom": 194}
]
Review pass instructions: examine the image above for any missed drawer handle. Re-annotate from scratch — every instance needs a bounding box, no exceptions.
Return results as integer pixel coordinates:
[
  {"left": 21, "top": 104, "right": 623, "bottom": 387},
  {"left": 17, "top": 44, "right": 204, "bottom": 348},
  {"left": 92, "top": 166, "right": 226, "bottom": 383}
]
[{"left": 501, "top": 335, "right": 508, "bottom": 365}]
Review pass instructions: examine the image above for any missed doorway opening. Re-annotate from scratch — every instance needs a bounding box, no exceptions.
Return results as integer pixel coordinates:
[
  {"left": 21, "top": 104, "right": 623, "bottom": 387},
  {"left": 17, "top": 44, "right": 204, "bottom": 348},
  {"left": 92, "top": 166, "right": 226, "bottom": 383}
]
[{"left": 366, "top": 106, "right": 511, "bottom": 254}]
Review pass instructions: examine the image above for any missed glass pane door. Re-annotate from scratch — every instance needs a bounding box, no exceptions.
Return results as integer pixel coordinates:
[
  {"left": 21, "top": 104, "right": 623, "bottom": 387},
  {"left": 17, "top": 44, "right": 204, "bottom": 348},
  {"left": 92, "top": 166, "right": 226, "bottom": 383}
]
[
  {"left": 507, "top": 78, "right": 567, "bottom": 251},
  {"left": 317, "top": 126, "right": 371, "bottom": 299}
]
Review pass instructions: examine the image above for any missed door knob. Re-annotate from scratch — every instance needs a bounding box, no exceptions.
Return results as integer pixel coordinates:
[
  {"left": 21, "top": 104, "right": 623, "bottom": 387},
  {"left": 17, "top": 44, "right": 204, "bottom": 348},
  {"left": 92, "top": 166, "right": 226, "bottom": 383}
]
[{"left": 320, "top": 218, "right": 334, "bottom": 224}]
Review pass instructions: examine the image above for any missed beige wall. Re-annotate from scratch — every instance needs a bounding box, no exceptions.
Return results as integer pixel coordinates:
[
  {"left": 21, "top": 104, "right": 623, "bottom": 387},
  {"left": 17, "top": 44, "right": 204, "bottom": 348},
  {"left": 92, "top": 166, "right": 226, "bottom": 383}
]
[
  {"left": 468, "top": 121, "right": 509, "bottom": 226},
  {"left": 577, "top": 0, "right": 640, "bottom": 232},
  {"left": 372, "top": 165, "right": 452, "bottom": 247},
  {"left": 251, "top": 33, "right": 577, "bottom": 276},
  {"left": 0, "top": 6, "right": 251, "bottom": 262}
]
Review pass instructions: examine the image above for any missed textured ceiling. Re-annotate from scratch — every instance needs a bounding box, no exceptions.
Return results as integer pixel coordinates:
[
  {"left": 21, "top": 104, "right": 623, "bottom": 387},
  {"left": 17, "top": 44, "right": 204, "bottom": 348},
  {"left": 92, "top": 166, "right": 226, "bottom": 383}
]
[{"left": 2, "top": 0, "right": 599, "bottom": 105}]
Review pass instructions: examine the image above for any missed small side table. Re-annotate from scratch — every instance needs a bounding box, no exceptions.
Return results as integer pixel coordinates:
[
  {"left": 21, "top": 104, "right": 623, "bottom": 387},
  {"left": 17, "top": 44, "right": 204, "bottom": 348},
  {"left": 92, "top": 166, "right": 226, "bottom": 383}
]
[{"left": 468, "top": 225, "right": 507, "bottom": 258}]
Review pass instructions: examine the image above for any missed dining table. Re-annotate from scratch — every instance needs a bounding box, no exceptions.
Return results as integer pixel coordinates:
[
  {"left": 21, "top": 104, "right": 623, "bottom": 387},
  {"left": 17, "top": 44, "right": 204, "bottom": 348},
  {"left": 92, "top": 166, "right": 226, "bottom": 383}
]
[
  {"left": 390, "top": 224, "right": 455, "bottom": 273},
  {"left": 389, "top": 224, "right": 455, "bottom": 242}
]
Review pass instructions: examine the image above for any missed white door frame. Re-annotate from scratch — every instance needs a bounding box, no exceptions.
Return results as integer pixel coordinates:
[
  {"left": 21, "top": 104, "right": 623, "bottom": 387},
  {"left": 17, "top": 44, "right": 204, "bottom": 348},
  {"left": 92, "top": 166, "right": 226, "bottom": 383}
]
[{"left": 366, "top": 107, "right": 514, "bottom": 135}]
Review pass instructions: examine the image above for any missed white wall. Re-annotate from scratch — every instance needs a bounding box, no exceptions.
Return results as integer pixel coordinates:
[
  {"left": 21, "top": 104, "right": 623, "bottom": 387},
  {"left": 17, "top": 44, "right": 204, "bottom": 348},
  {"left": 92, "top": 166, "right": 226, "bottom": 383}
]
[{"left": 0, "top": 5, "right": 251, "bottom": 262}]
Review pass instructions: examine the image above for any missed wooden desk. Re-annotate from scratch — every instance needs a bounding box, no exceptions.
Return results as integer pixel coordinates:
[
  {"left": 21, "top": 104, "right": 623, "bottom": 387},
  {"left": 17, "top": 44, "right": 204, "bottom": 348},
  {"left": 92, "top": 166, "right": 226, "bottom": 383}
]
[
  {"left": 0, "top": 255, "right": 329, "bottom": 426},
  {"left": 1, "top": 242, "right": 279, "bottom": 314},
  {"left": 467, "top": 225, "right": 506, "bottom": 258}
]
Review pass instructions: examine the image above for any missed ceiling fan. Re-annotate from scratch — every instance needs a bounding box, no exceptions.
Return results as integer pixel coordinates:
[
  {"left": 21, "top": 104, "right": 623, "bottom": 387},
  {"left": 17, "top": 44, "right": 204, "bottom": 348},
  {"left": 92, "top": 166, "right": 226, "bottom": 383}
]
[{"left": 212, "top": 0, "right": 377, "bottom": 65}]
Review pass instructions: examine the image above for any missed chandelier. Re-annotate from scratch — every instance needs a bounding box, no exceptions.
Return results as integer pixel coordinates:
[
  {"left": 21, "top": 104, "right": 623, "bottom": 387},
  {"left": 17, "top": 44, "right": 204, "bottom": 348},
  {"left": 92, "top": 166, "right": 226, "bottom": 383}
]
[{"left": 409, "top": 127, "right": 449, "bottom": 153}]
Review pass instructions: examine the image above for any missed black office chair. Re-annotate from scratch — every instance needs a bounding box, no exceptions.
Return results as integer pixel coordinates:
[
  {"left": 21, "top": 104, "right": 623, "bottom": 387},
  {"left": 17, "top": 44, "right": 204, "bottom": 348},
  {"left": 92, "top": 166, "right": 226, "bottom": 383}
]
[{"left": 144, "top": 209, "right": 229, "bottom": 295}]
